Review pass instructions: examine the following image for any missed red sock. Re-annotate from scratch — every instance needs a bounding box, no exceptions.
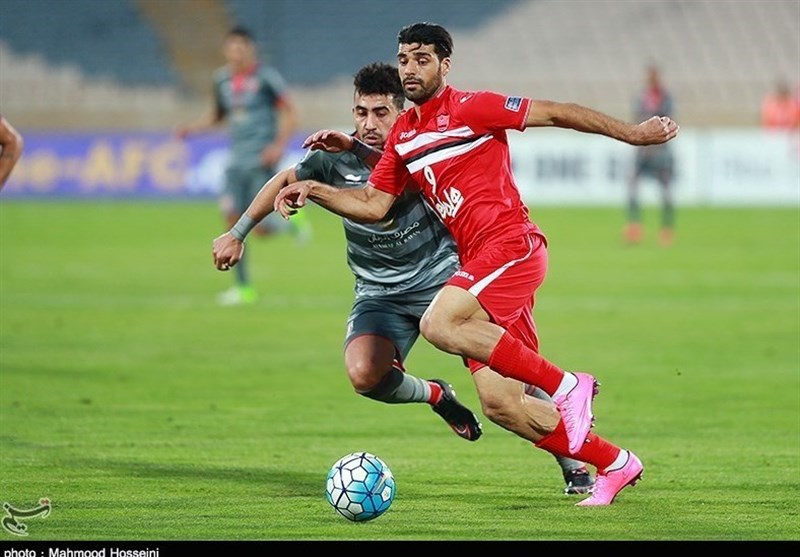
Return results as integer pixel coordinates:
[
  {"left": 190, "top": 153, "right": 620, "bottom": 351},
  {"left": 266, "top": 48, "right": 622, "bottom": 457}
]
[
  {"left": 534, "top": 420, "right": 571, "bottom": 457},
  {"left": 427, "top": 381, "right": 443, "bottom": 405},
  {"left": 572, "top": 433, "right": 620, "bottom": 471},
  {"left": 535, "top": 421, "right": 620, "bottom": 471},
  {"left": 488, "top": 331, "right": 564, "bottom": 395}
]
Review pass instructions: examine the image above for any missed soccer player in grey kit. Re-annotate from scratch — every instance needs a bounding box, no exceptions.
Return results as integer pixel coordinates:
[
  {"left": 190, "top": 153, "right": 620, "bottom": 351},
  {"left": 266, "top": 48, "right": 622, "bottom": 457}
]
[
  {"left": 177, "top": 26, "right": 310, "bottom": 306},
  {"left": 212, "top": 62, "right": 593, "bottom": 494}
]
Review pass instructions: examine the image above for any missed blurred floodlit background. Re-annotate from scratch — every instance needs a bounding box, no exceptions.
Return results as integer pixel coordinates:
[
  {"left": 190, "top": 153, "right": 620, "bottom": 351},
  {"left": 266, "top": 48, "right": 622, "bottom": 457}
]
[{"left": 0, "top": 0, "right": 798, "bottom": 204}]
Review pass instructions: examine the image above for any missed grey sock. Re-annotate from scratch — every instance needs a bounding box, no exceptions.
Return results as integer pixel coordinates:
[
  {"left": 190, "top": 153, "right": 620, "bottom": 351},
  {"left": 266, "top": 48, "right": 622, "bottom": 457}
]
[{"left": 360, "top": 367, "right": 431, "bottom": 404}]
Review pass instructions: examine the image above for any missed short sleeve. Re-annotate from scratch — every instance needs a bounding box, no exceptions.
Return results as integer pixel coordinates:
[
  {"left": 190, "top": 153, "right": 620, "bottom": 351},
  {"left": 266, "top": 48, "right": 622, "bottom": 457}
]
[
  {"left": 294, "top": 150, "right": 333, "bottom": 182},
  {"left": 458, "top": 91, "right": 531, "bottom": 133},
  {"left": 261, "top": 67, "right": 289, "bottom": 104},
  {"left": 368, "top": 131, "right": 409, "bottom": 196},
  {"left": 213, "top": 75, "right": 227, "bottom": 118}
]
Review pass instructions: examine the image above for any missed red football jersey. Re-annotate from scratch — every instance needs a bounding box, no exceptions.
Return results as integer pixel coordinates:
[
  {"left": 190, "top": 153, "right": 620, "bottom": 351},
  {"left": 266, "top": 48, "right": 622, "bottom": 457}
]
[{"left": 369, "top": 85, "right": 544, "bottom": 263}]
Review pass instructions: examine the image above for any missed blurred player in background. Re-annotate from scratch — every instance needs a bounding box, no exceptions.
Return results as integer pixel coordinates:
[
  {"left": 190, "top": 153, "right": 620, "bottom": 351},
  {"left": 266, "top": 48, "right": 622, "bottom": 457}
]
[
  {"left": 625, "top": 65, "right": 677, "bottom": 246},
  {"left": 213, "top": 62, "right": 594, "bottom": 495},
  {"left": 274, "top": 22, "right": 679, "bottom": 505},
  {"left": 760, "top": 78, "right": 800, "bottom": 130},
  {"left": 0, "top": 114, "right": 24, "bottom": 190},
  {"left": 176, "top": 26, "right": 310, "bottom": 306}
]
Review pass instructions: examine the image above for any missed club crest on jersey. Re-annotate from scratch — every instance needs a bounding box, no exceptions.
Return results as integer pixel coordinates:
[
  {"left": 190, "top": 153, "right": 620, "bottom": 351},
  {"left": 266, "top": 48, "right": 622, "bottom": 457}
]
[
  {"left": 504, "top": 96, "right": 523, "bottom": 112},
  {"left": 436, "top": 114, "right": 450, "bottom": 132}
]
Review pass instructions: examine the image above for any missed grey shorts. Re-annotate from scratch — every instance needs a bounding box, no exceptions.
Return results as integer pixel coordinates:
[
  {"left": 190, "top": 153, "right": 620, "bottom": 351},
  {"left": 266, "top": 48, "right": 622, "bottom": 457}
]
[
  {"left": 221, "top": 165, "right": 288, "bottom": 232},
  {"left": 344, "top": 285, "right": 441, "bottom": 363},
  {"left": 634, "top": 146, "right": 674, "bottom": 179}
]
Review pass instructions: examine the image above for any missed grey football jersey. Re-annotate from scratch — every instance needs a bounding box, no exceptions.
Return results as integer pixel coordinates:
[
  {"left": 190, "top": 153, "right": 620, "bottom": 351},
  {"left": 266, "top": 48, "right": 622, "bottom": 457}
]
[
  {"left": 294, "top": 147, "right": 458, "bottom": 298},
  {"left": 213, "top": 64, "right": 288, "bottom": 169}
]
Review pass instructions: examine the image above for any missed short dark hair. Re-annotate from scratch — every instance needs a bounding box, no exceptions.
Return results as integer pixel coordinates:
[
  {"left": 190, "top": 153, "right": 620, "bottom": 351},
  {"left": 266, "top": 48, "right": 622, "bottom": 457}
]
[
  {"left": 353, "top": 62, "right": 405, "bottom": 112},
  {"left": 227, "top": 25, "right": 254, "bottom": 41},
  {"left": 397, "top": 22, "right": 453, "bottom": 60}
]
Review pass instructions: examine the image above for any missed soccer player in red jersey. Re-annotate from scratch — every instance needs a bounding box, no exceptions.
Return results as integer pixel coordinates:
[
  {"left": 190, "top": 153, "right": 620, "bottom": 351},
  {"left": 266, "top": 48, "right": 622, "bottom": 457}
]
[{"left": 275, "top": 22, "right": 679, "bottom": 505}]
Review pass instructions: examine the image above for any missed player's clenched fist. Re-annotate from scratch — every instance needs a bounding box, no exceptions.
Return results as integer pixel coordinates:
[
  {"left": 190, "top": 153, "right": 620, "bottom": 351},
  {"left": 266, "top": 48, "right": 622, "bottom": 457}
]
[
  {"left": 212, "top": 232, "right": 245, "bottom": 271},
  {"left": 633, "top": 115, "right": 679, "bottom": 145}
]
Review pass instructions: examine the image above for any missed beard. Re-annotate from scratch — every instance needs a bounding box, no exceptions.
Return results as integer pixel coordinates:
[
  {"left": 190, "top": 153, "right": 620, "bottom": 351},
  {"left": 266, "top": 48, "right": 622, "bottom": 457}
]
[{"left": 404, "top": 72, "right": 444, "bottom": 104}]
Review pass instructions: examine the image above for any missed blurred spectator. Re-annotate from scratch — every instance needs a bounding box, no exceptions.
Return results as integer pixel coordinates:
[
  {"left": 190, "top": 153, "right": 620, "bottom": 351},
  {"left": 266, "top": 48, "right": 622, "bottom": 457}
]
[
  {"left": 0, "top": 114, "right": 24, "bottom": 190},
  {"left": 175, "top": 26, "right": 310, "bottom": 306},
  {"left": 625, "top": 65, "right": 676, "bottom": 246},
  {"left": 760, "top": 79, "right": 800, "bottom": 130}
]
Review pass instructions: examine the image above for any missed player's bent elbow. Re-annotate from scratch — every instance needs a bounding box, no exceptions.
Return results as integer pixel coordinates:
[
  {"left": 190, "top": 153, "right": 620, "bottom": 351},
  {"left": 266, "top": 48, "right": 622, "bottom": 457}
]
[
  {"left": 361, "top": 206, "right": 390, "bottom": 224},
  {"left": 345, "top": 200, "right": 390, "bottom": 224},
  {"left": 359, "top": 186, "right": 394, "bottom": 223},
  {"left": 347, "top": 211, "right": 383, "bottom": 224}
]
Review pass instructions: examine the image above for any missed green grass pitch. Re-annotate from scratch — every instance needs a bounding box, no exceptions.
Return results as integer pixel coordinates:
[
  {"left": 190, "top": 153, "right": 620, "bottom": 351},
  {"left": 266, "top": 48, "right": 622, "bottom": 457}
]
[{"left": 1, "top": 201, "right": 798, "bottom": 541}]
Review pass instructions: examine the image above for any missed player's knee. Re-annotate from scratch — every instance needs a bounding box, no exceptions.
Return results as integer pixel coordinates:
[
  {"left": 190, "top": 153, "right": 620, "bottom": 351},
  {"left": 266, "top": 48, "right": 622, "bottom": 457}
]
[{"left": 346, "top": 360, "right": 385, "bottom": 393}]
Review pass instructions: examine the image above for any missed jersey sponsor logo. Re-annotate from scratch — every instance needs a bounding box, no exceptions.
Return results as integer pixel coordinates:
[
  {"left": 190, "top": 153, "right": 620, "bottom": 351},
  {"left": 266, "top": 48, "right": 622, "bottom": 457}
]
[
  {"left": 367, "top": 220, "right": 420, "bottom": 243},
  {"left": 366, "top": 220, "right": 422, "bottom": 249},
  {"left": 436, "top": 114, "right": 450, "bottom": 132},
  {"left": 505, "top": 96, "right": 523, "bottom": 112},
  {"left": 454, "top": 270, "right": 474, "bottom": 282},
  {"left": 399, "top": 129, "right": 418, "bottom": 140},
  {"left": 459, "top": 95, "right": 473, "bottom": 103},
  {"left": 433, "top": 186, "right": 464, "bottom": 220}
]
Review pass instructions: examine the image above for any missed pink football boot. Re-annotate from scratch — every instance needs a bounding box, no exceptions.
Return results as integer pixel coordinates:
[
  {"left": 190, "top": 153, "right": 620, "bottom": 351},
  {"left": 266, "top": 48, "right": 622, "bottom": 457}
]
[
  {"left": 576, "top": 450, "right": 644, "bottom": 506},
  {"left": 553, "top": 372, "right": 599, "bottom": 453}
]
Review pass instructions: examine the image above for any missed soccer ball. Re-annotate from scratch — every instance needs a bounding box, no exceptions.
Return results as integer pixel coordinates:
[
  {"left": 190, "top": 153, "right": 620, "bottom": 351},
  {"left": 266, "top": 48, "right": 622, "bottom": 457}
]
[{"left": 325, "top": 451, "right": 396, "bottom": 522}]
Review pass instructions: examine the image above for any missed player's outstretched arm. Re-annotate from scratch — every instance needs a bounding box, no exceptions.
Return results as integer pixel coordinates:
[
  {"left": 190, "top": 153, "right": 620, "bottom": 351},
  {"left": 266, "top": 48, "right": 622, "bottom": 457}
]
[
  {"left": 174, "top": 104, "right": 224, "bottom": 140},
  {"left": 212, "top": 166, "right": 298, "bottom": 271},
  {"left": 526, "top": 99, "right": 679, "bottom": 146},
  {"left": 261, "top": 96, "right": 299, "bottom": 167},
  {"left": 275, "top": 180, "right": 394, "bottom": 224},
  {"left": 303, "top": 129, "right": 384, "bottom": 168},
  {"left": 0, "top": 116, "right": 24, "bottom": 190}
]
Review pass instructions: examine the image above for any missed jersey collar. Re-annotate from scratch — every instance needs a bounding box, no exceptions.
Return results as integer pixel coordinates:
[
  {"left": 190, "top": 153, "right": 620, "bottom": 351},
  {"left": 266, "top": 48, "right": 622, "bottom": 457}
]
[{"left": 412, "top": 85, "right": 452, "bottom": 124}]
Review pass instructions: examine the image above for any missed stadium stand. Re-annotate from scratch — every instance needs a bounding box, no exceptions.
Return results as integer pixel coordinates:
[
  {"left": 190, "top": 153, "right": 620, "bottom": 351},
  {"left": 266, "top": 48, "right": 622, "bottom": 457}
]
[
  {"left": 0, "top": 0, "right": 797, "bottom": 130},
  {"left": 224, "top": 0, "right": 523, "bottom": 86},
  {"left": 449, "top": 0, "right": 800, "bottom": 125},
  {"left": 0, "top": 0, "right": 176, "bottom": 86}
]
